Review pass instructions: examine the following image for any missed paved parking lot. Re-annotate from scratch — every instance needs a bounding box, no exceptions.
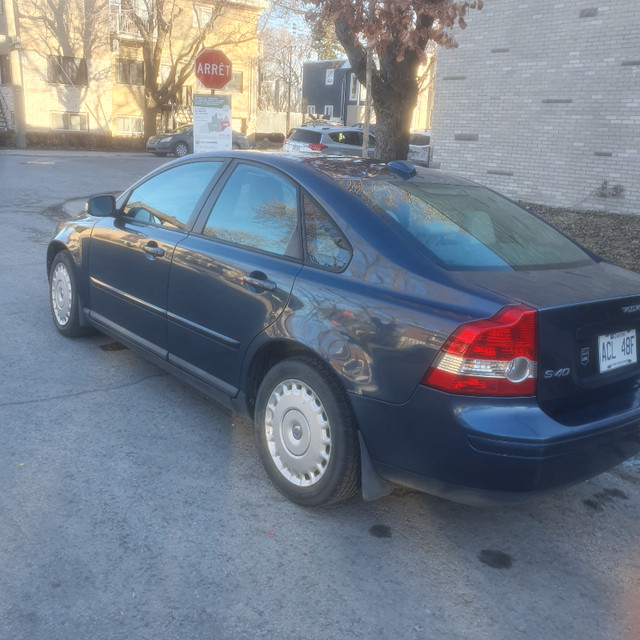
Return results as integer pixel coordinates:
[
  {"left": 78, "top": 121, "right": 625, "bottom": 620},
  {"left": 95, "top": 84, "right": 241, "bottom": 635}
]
[{"left": 1, "top": 149, "right": 639, "bottom": 640}]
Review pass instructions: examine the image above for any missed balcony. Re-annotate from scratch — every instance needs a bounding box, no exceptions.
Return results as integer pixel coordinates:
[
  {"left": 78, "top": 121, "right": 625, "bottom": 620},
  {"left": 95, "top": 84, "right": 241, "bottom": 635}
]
[{"left": 109, "top": 7, "right": 149, "bottom": 39}]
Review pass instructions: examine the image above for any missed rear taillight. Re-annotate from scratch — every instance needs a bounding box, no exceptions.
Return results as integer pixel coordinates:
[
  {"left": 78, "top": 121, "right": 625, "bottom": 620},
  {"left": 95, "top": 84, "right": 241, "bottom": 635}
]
[
  {"left": 422, "top": 305, "right": 538, "bottom": 396},
  {"left": 308, "top": 143, "right": 328, "bottom": 151}
]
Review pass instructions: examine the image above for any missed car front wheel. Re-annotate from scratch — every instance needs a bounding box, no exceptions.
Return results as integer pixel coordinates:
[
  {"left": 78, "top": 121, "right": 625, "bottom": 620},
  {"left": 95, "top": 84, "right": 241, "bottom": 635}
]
[
  {"left": 49, "top": 251, "right": 87, "bottom": 337},
  {"left": 174, "top": 142, "right": 189, "bottom": 157},
  {"left": 254, "top": 357, "right": 360, "bottom": 506}
]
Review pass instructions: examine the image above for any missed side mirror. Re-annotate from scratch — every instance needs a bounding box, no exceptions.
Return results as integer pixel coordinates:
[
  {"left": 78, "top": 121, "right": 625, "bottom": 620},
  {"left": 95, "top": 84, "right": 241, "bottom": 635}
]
[{"left": 87, "top": 194, "right": 116, "bottom": 217}]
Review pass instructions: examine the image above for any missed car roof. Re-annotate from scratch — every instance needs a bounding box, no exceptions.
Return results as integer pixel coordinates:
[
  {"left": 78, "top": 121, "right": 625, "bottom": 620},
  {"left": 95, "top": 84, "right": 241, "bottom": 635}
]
[
  {"left": 174, "top": 151, "right": 476, "bottom": 186},
  {"left": 291, "top": 124, "right": 366, "bottom": 134}
]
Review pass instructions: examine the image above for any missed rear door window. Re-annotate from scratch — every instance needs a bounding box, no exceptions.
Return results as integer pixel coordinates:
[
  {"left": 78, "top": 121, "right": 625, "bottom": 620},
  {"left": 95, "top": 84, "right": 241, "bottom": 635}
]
[
  {"left": 290, "top": 130, "right": 322, "bottom": 144},
  {"left": 329, "top": 131, "right": 362, "bottom": 146},
  {"left": 202, "top": 164, "right": 299, "bottom": 257}
]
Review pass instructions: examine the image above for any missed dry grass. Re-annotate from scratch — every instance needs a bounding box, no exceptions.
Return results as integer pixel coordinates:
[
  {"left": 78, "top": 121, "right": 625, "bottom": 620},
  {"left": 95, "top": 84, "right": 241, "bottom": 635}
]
[{"left": 524, "top": 204, "right": 640, "bottom": 274}]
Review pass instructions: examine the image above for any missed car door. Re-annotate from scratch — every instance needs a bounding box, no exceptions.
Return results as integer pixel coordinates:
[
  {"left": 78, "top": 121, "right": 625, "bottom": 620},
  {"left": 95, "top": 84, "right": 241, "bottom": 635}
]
[
  {"left": 88, "top": 160, "right": 225, "bottom": 357},
  {"left": 166, "top": 162, "right": 303, "bottom": 394}
]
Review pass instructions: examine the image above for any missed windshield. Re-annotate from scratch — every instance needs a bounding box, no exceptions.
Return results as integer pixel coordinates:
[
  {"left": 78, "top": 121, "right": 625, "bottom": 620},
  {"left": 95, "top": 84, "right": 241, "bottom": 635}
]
[
  {"left": 342, "top": 180, "right": 595, "bottom": 270},
  {"left": 173, "top": 125, "right": 192, "bottom": 134}
]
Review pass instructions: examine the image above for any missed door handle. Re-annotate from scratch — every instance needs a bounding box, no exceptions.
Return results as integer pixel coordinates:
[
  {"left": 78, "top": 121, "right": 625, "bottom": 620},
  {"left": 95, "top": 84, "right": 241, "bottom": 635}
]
[
  {"left": 143, "top": 243, "right": 165, "bottom": 257},
  {"left": 243, "top": 275, "right": 277, "bottom": 292}
]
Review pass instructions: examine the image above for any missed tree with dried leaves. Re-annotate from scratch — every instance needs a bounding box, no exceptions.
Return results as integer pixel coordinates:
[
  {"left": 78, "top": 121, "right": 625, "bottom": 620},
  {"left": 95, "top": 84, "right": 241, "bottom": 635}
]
[
  {"left": 308, "top": 16, "right": 344, "bottom": 59},
  {"left": 307, "top": 0, "right": 483, "bottom": 161},
  {"left": 121, "top": 0, "right": 259, "bottom": 137}
]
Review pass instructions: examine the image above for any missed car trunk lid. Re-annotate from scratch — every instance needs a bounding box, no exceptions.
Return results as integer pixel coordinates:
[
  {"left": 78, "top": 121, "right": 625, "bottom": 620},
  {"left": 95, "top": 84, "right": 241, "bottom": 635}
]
[{"left": 460, "top": 263, "right": 640, "bottom": 421}]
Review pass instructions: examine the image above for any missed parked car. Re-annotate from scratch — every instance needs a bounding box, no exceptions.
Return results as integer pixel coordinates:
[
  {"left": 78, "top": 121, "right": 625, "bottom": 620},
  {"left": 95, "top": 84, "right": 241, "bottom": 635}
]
[
  {"left": 408, "top": 130, "right": 431, "bottom": 167},
  {"left": 354, "top": 122, "right": 378, "bottom": 136},
  {"left": 146, "top": 124, "right": 250, "bottom": 157},
  {"left": 283, "top": 125, "right": 375, "bottom": 157},
  {"left": 48, "top": 153, "right": 640, "bottom": 507}
]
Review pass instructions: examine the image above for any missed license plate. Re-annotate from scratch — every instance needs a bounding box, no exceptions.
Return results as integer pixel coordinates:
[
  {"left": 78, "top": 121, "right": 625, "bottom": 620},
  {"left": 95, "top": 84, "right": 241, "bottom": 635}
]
[{"left": 598, "top": 329, "right": 637, "bottom": 373}]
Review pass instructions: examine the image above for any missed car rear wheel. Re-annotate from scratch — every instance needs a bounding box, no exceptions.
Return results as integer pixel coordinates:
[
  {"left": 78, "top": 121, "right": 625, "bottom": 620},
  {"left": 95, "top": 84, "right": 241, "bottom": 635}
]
[
  {"left": 254, "top": 357, "right": 360, "bottom": 506},
  {"left": 174, "top": 141, "right": 189, "bottom": 157},
  {"left": 49, "top": 251, "right": 87, "bottom": 337}
]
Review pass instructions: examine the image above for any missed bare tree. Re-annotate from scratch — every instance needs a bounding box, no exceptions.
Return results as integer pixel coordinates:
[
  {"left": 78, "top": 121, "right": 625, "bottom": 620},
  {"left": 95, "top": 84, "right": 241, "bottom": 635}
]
[
  {"left": 120, "top": 0, "right": 261, "bottom": 136},
  {"left": 258, "top": 26, "right": 312, "bottom": 112}
]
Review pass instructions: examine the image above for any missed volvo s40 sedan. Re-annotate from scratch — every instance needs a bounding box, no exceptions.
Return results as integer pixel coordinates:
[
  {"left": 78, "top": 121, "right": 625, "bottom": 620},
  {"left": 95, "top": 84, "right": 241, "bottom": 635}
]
[{"left": 47, "top": 153, "right": 640, "bottom": 506}]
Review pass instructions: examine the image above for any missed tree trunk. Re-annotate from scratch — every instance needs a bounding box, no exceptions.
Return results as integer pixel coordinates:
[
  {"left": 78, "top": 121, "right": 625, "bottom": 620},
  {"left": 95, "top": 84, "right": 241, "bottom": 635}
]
[
  {"left": 144, "top": 99, "right": 159, "bottom": 138},
  {"left": 334, "top": 17, "right": 420, "bottom": 163},
  {"left": 371, "top": 70, "right": 418, "bottom": 162}
]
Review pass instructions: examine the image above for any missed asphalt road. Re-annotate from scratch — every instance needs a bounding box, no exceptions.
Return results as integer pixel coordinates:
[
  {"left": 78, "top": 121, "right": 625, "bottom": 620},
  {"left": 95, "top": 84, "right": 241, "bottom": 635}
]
[{"left": 1, "top": 149, "right": 639, "bottom": 640}]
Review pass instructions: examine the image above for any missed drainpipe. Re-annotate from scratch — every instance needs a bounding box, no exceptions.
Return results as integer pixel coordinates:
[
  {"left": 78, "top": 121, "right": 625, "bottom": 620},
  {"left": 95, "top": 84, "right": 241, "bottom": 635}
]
[{"left": 5, "top": 0, "right": 26, "bottom": 148}]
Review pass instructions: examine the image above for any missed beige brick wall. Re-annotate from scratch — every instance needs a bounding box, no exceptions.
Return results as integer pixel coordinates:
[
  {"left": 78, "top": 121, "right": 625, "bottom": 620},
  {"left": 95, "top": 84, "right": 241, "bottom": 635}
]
[
  {"left": 4, "top": 0, "right": 264, "bottom": 138},
  {"left": 431, "top": 1, "right": 640, "bottom": 215}
]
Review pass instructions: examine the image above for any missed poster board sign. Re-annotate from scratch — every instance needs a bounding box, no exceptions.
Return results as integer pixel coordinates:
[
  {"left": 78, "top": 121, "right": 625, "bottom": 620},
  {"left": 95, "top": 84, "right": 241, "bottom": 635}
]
[{"left": 193, "top": 94, "right": 232, "bottom": 153}]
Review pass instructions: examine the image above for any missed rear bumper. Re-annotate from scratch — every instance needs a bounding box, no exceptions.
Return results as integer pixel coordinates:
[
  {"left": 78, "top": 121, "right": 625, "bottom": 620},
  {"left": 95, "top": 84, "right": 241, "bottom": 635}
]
[{"left": 350, "top": 386, "right": 640, "bottom": 505}]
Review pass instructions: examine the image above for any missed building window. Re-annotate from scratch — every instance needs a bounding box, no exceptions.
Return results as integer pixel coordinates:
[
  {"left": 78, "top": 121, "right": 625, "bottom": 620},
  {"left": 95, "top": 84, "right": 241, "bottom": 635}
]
[
  {"left": 325, "top": 68, "right": 334, "bottom": 85},
  {"left": 116, "top": 59, "right": 144, "bottom": 85},
  {"left": 0, "top": 55, "right": 11, "bottom": 85},
  {"left": 51, "top": 111, "right": 88, "bottom": 131},
  {"left": 225, "top": 71, "right": 243, "bottom": 93},
  {"left": 116, "top": 115, "right": 144, "bottom": 135},
  {"left": 324, "top": 105, "right": 334, "bottom": 118},
  {"left": 48, "top": 56, "right": 88, "bottom": 86},
  {"left": 161, "top": 65, "right": 172, "bottom": 82},
  {"left": 306, "top": 105, "right": 316, "bottom": 115},
  {"left": 349, "top": 74, "right": 359, "bottom": 101},
  {"left": 193, "top": 5, "right": 213, "bottom": 27}
]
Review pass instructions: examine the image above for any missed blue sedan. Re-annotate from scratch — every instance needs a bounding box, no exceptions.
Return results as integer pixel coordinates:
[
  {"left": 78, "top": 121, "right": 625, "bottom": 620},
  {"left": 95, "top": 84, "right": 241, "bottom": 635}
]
[{"left": 47, "top": 152, "right": 640, "bottom": 506}]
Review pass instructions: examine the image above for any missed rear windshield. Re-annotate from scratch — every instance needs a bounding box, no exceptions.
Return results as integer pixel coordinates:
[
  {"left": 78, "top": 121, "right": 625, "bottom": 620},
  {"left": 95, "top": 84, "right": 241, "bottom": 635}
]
[
  {"left": 409, "top": 134, "right": 430, "bottom": 145},
  {"left": 289, "top": 130, "right": 322, "bottom": 144},
  {"left": 341, "top": 180, "right": 594, "bottom": 270}
]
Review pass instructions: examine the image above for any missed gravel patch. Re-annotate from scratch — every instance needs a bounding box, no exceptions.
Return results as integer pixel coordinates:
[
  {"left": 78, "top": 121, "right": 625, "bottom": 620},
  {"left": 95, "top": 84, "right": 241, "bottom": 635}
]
[{"left": 524, "top": 203, "right": 640, "bottom": 274}]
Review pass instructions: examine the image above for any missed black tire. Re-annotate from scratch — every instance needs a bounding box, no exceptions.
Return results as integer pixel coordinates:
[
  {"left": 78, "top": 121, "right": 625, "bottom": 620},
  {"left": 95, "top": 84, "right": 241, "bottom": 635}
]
[
  {"left": 49, "top": 251, "right": 89, "bottom": 337},
  {"left": 232, "top": 142, "right": 240, "bottom": 150},
  {"left": 254, "top": 357, "right": 360, "bottom": 506},
  {"left": 173, "top": 141, "right": 189, "bottom": 157}
]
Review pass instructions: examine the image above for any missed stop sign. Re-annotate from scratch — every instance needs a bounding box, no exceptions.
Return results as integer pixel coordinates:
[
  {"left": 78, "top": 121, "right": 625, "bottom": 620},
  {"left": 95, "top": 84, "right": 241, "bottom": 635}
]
[{"left": 195, "top": 49, "right": 232, "bottom": 90}]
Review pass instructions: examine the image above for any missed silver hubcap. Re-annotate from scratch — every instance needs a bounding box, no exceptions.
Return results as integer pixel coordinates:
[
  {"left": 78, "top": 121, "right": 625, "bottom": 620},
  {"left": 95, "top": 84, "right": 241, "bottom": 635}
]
[
  {"left": 51, "top": 262, "right": 72, "bottom": 326},
  {"left": 265, "top": 379, "right": 331, "bottom": 487},
  {"left": 176, "top": 144, "right": 187, "bottom": 156}
]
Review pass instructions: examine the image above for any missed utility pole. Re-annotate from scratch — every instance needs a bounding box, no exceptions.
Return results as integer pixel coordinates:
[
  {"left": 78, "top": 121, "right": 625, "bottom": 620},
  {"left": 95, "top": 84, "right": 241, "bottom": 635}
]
[
  {"left": 362, "top": 0, "right": 375, "bottom": 158},
  {"left": 285, "top": 25, "right": 297, "bottom": 135},
  {"left": 5, "top": 0, "right": 26, "bottom": 148},
  {"left": 286, "top": 44, "right": 292, "bottom": 134}
]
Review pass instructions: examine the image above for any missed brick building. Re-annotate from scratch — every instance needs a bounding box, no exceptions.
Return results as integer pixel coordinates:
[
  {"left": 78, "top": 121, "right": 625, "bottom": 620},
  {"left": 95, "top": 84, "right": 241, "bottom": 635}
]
[
  {"left": 430, "top": 0, "right": 640, "bottom": 215},
  {"left": 0, "top": 0, "right": 266, "bottom": 144}
]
